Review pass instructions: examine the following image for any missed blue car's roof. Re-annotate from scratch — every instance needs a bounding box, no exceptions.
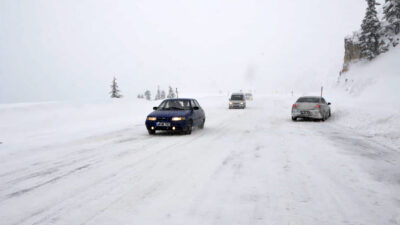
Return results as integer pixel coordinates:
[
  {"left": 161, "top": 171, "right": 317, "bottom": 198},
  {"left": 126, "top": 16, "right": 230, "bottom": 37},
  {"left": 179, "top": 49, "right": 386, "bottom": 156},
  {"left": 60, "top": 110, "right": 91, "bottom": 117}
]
[{"left": 162, "top": 98, "right": 195, "bottom": 101}]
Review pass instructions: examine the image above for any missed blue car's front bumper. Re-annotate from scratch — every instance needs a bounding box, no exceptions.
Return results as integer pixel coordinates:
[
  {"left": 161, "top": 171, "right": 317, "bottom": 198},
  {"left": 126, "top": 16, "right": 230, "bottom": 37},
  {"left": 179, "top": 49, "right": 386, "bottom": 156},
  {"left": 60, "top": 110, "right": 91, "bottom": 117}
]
[{"left": 145, "top": 120, "right": 189, "bottom": 131}]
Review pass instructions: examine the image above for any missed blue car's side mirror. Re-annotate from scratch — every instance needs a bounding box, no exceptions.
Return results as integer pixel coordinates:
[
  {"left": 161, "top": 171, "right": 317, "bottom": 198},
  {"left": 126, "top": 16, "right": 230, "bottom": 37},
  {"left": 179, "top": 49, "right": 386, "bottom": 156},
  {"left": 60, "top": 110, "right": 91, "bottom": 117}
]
[
  {"left": 193, "top": 106, "right": 199, "bottom": 110},
  {"left": 327, "top": 102, "right": 331, "bottom": 105},
  {"left": 153, "top": 107, "right": 158, "bottom": 110}
]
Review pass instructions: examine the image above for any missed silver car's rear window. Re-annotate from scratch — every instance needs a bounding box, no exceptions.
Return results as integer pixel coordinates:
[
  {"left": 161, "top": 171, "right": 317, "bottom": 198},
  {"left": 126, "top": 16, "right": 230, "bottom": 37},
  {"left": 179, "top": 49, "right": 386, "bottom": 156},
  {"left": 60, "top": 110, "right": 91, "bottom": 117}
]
[{"left": 297, "top": 97, "right": 320, "bottom": 103}]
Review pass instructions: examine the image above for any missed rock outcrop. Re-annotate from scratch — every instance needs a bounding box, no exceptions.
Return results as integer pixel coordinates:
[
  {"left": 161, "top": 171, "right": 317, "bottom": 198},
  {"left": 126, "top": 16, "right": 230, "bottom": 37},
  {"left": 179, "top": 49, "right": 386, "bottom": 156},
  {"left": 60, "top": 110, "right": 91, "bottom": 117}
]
[{"left": 341, "top": 33, "right": 362, "bottom": 73}]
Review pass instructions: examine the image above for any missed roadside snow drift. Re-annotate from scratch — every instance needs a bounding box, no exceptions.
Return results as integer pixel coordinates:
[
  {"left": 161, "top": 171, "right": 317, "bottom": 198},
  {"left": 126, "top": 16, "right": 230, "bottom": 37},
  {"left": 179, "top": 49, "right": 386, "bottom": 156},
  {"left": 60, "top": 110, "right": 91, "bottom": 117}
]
[{"left": 336, "top": 45, "right": 400, "bottom": 149}]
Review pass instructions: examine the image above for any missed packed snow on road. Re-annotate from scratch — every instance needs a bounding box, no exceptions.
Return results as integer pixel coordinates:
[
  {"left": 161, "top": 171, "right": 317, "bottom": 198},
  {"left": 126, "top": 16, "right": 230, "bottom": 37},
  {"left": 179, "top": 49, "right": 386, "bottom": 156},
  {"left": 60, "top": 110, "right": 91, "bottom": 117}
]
[{"left": 1, "top": 95, "right": 399, "bottom": 225}]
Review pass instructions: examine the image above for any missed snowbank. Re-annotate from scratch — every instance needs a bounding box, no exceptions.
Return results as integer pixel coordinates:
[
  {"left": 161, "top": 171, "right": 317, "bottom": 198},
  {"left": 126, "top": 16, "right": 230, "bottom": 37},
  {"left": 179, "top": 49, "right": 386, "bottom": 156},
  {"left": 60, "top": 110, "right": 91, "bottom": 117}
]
[
  {"left": 335, "top": 46, "right": 400, "bottom": 149},
  {"left": 0, "top": 99, "right": 155, "bottom": 152}
]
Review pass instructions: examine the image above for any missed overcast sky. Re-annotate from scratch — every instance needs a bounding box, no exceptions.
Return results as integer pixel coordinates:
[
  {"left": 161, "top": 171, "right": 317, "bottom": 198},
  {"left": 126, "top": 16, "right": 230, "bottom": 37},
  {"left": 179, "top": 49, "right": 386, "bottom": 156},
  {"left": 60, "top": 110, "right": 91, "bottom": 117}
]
[{"left": 0, "top": 0, "right": 366, "bottom": 103}]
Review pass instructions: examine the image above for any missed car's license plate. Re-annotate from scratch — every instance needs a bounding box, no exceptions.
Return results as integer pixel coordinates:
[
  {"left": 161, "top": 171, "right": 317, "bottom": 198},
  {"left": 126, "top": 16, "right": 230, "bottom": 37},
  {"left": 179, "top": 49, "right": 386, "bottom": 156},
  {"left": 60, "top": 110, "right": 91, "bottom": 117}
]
[
  {"left": 156, "top": 122, "right": 171, "bottom": 127},
  {"left": 301, "top": 111, "right": 310, "bottom": 115}
]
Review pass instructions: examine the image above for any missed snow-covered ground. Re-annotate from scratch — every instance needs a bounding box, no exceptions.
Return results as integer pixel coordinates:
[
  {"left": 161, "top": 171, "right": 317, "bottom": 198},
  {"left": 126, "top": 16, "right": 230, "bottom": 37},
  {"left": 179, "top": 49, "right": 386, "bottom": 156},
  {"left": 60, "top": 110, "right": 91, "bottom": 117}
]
[
  {"left": 335, "top": 45, "right": 400, "bottom": 149},
  {"left": 1, "top": 95, "right": 399, "bottom": 225}
]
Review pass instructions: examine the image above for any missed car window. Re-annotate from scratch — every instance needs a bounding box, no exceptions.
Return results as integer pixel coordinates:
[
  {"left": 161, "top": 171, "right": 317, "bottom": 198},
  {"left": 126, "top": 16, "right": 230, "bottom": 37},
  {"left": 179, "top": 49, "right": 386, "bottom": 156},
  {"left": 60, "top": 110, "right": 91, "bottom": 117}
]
[
  {"left": 297, "top": 97, "right": 320, "bottom": 103},
  {"left": 231, "top": 95, "right": 244, "bottom": 100},
  {"left": 194, "top": 100, "right": 201, "bottom": 108},
  {"left": 321, "top": 98, "right": 327, "bottom": 104},
  {"left": 158, "top": 100, "right": 192, "bottom": 110},
  {"left": 190, "top": 100, "right": 196, "bottom": 108}
]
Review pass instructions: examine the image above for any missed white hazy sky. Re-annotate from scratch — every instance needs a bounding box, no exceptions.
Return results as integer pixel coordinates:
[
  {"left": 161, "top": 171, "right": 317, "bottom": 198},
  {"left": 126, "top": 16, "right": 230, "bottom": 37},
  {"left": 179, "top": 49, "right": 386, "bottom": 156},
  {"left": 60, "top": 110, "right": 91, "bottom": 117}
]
[{"left": 0, "top": 0, "right": 366, "bottom": 103}]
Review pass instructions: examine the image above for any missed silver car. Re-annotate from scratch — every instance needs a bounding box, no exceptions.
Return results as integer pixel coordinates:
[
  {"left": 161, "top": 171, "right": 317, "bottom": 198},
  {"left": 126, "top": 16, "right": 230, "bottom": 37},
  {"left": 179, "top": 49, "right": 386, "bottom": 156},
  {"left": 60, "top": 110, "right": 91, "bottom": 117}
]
[
  {"left": 291, "top": 96, "right": 331, "bottom": 121},
  {"left": 229, "top": 93, "right": 246, "bottom": 109}
]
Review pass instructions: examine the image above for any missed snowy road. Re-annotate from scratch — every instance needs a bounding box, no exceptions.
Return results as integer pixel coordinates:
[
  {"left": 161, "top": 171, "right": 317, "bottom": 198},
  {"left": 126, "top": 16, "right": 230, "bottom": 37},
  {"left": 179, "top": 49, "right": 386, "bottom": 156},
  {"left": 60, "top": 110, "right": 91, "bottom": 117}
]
[{"left": 0, "top": 96, "right": 399, "bottom": 225}]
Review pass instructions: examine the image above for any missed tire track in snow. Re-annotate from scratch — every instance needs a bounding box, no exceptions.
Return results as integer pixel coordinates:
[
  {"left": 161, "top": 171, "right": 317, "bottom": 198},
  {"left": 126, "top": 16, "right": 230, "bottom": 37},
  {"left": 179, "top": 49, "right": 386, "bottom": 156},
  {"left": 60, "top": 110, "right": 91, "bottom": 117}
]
[{"left": 8, "top": 107, "right": 244, "bottom": 225}]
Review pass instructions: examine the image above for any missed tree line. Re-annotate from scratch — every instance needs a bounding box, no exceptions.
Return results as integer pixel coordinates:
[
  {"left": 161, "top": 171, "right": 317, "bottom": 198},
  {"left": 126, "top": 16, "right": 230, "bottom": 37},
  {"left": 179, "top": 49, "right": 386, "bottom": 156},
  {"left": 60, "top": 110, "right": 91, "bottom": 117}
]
[
  {"left": 109, "top": 77, "right": 179, "bottom": 100},
  {"left": 351, "top": 0, "right": 400, "bottom": 60}
]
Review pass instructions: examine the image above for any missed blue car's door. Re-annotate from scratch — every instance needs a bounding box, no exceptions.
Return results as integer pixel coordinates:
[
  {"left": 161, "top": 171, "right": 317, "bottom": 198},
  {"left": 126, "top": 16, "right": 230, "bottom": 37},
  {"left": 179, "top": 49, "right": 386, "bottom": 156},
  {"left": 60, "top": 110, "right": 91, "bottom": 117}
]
[
  {"left": 194, "top": 100, "right": 205, "bottom": 124},
  {"left": 190, "top": 100, "right": 199, "bottom": 125}
]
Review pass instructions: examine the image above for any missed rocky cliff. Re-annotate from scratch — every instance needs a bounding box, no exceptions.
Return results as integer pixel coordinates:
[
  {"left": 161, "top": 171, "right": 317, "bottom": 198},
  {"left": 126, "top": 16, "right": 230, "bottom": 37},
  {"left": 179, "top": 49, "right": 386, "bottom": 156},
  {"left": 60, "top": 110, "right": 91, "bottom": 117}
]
[{"left": 341, "top": 33, "right": 362, "bottom": 73}]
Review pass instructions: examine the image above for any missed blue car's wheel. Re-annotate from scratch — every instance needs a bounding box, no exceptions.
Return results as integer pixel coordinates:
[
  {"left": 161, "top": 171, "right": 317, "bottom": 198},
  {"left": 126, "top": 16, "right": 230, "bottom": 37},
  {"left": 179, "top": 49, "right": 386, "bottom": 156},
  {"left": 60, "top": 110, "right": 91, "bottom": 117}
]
[
  {"left": 148, "top": 129, "right": 155, "bottom": 135},
  {"left": 185, "top": 120, "right": 193, "bottom": 135}
]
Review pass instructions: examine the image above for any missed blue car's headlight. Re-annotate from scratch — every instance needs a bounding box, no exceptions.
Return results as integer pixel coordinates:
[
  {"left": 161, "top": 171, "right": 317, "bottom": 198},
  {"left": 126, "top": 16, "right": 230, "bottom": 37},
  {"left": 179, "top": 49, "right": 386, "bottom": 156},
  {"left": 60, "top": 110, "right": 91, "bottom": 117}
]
[
  {"left": 172, "top": 117, "right": 186, "bottom": 121},
  {"left": 147, "top": 117, "right": 157, "bottom": 121}
]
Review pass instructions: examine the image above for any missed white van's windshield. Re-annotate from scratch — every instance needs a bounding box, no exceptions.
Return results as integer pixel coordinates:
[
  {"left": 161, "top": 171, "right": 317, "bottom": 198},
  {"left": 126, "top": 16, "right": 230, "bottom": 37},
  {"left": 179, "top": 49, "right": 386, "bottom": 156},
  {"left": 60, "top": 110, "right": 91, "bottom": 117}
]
[{"left": 231, "top": 95, "right": 244, "bottom": 100}]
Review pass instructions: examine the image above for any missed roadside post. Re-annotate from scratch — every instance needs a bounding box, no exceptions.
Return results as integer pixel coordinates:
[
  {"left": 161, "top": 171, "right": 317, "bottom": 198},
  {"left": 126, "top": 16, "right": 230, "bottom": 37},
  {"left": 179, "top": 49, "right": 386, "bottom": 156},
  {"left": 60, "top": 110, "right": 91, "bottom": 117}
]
[{"left": 320, "top": 86, "right": 323, "bottom": 103}]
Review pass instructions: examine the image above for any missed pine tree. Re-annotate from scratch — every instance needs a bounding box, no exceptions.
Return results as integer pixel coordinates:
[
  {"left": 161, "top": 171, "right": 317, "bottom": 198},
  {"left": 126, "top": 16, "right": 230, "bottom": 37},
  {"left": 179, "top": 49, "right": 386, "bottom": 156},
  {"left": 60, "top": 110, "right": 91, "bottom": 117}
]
[
  {"left": 360, "top": 0, "right": 382, "bottom": 60},
  {"left": 384, "top": 0, "right": 400, "bottom": 34},
  {"left": 144, "top": 90, "right": 151, "bottom": 101},
  {"left": 155, "top": 86, "right": 161, "bottom": 100},
  {"left": 167, "top": 86, "right": 175, "bottom": 98},
  {"left": 110, "top": 77, "right": 122, "bottom": 98},
  {"left": 160, "top": 90, "right": 166, "bottom": 99}
]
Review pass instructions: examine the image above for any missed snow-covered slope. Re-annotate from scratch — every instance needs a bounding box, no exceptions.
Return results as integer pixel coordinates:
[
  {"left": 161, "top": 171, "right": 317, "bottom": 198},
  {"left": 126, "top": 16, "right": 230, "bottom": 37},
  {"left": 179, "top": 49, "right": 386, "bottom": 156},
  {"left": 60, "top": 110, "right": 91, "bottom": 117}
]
[{"left": 335, "top": 45, "right": 400, "bottom": 148}]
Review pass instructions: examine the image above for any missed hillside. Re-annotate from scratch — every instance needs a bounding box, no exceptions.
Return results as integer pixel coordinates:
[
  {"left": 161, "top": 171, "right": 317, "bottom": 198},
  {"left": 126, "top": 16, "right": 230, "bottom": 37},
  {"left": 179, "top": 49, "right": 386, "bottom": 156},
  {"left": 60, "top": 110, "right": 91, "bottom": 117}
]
[{"left": 335, "top": 43, "right": 400, "bottom": 149}]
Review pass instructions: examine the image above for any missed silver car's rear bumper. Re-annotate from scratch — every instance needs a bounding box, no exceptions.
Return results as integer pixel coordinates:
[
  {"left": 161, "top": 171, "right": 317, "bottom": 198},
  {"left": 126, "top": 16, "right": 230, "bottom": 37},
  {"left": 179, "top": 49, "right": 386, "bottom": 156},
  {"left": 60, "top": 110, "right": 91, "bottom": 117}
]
[{"left": 292, "top": 109, "right": 323, "bottom": 119}]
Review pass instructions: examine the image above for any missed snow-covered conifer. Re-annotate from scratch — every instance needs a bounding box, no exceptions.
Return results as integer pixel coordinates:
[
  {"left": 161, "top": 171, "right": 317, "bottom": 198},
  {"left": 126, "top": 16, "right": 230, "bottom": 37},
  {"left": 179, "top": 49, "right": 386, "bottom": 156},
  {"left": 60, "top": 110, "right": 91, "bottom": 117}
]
[
  {"left": 160, "top": 90, "right": 166, "bottom": 99},
  {"left": 383, "top": 0, "right": 400, "bottom": 34},
  {"left": 144, "top": 90, "right": 151, "bottom": 101},
  {"left": 167, "top": 86, "right": 175, "bottom": 98},
  {"left": 110, "top": 77, "right": 122, "bottom": 98},
  {"left": 155, "top": 86, "right": 161, "bottom": 100},
  {"left": 360, "top": 0, "right": 382, "bottom": 60}
]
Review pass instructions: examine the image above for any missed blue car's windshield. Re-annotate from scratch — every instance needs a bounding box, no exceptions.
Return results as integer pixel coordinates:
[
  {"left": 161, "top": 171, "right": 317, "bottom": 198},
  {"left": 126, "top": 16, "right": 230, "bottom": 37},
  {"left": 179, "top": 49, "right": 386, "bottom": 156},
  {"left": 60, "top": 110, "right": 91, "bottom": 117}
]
[{"left": 158, "top": 100, "right": 192, "bottom": 110}]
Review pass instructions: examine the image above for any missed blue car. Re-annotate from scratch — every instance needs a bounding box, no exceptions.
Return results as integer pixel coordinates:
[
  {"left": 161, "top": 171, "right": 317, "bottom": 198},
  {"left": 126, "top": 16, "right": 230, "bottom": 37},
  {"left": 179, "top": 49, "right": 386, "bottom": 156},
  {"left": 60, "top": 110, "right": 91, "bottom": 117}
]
[{"left": 145, "top": 98, "right": 206, "bottom": 135}]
